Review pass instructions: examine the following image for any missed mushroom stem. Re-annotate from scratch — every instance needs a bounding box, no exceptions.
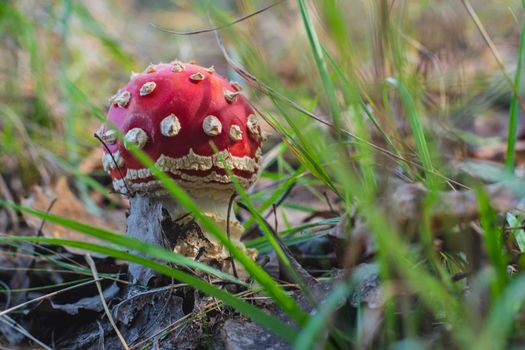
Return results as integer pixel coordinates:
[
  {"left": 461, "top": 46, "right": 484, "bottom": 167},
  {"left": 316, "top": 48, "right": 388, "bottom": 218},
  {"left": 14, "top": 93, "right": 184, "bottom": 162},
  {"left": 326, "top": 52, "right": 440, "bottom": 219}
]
[
  {"left": 160, "top": 191, "right": 243, "bottom": 241},
  {"left": 125, "top": 195, "right": 167, "bottom": 287},
  {"left": 161, "top": 191, "right": 255, "bottom": 272},
  {"left": 126, "top": 192, "right": 254, "bottom": 286}
]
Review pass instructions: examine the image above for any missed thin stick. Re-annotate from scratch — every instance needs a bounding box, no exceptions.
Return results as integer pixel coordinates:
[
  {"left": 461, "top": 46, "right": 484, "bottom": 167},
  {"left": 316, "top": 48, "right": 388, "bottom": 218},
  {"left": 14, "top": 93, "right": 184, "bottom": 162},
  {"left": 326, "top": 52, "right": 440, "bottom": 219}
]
[
  {"left": 0, "top": 175, "right": 18, "bottom": 231},
  {"left": 213, "top": 29, "right": 470, "bottom": 190},
  {"left": 322, "top": 192, "right": 336, "bottom": 213},
  {"left": 227, "top": 193, "right": 239, "bottom": 279},
  {"left": 85, "top": 254, "right": 130, "bottom": 350},
  {"left": 264, "top": 182, "right": 297, "bottom": 220},
  {"left": 150, "top": 0, "right": 286, "bottom": 36},
  {"left": 38, "top": 197, "right": 57, "bottom": 235},
  {"left": 94, "top": 133, "right": 132, "bottom": 195},
  {"left": 272, "top": 204, "right": 279, "bottom": 233},
  {"left": 461, "top": 0, "right": 525, "bottom": 113}
]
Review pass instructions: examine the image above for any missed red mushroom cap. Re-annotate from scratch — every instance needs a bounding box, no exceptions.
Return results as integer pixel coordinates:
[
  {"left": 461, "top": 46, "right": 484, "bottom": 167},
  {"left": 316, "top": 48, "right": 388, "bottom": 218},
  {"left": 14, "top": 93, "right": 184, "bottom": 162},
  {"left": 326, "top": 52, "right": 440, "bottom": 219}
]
[{"left": 98, "top": 61, "right": 262, "bottom": 196}]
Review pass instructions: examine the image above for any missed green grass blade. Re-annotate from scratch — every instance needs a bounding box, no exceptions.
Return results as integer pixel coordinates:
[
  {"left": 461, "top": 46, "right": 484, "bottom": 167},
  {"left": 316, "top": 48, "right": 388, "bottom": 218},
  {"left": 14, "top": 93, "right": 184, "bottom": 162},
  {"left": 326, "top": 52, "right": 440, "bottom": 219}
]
[
  {"left": 296, "top": 0, "right": 341, "bottom": 125},
  {"left": 506, "top": 213, "right": 525, "bottom": 253},
  {"left": 475, "top": 186, "right": 508, "bottom": 297},
  {"left": 126, "top": 144, "right": 310, "bottom": 325},
  {"left": 71, "top": 2, "right": 134, "bottom": 69},
  {"left": 504, "top": 1, "right": 525, "bottom": 171},
  {"left": 0, "top": 235, "right": 297, "bottom": 343},
  {"left": 243, "top": 167, "right": 304, "bottom": 229},
  {"left": 475, "top": 276, "right": 525, "bottom": 349},
  {"left": 214, "top": 150, "right": 317, "bottom": 304},
  {"left": 322, "top": 46, "right": 397, "bottom": 152},
  {"left": 384, "top": 77, "right": 435, "bottom": 186},
  {"left": 0, "top": 200, "right": 245, "bottom": 286},
  {"left": 293, "top": 277, "right": 355, "bottom": 349}
]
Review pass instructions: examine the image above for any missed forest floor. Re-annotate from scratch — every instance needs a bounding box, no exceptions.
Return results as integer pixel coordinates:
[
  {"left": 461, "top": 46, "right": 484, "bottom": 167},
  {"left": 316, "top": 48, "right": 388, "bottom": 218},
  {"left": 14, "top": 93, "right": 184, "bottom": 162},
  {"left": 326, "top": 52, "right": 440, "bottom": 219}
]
[{"left": 2, "top": 1, "right": 525, "bottom": 349}]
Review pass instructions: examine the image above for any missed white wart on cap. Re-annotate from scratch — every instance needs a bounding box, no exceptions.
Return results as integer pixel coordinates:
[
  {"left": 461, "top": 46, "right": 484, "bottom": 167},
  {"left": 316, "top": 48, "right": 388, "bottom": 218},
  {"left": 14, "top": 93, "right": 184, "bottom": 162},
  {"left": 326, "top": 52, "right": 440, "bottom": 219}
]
[
  {"left": 160, "top": 114, "right": 181, "bottom": 137},
  {"left": 124, "top": 128, "right": 148, "bottom": 149},
  {"left": 203, "top": 115, "right": 222, "bottom": 136}
]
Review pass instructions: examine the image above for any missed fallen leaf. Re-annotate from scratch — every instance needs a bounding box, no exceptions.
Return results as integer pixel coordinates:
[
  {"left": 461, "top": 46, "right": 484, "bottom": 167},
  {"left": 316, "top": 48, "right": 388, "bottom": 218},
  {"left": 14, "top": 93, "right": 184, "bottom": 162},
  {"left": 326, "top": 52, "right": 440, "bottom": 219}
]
[
  {"left": 21, "top": 176, "right": 124, "bottom": 255},
  {"left": 79, "top": 146, "right": 104, "bottom": 174},
  {"left": 50, "top": 282, "right": 120, "bottom": 315}
]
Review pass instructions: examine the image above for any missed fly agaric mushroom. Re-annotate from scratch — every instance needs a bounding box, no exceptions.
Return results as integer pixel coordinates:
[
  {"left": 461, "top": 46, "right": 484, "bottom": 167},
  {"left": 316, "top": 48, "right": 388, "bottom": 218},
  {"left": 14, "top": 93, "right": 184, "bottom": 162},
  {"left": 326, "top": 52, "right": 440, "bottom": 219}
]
[{"left": 98, "top": 61, "right": 262, "bottom": 285}]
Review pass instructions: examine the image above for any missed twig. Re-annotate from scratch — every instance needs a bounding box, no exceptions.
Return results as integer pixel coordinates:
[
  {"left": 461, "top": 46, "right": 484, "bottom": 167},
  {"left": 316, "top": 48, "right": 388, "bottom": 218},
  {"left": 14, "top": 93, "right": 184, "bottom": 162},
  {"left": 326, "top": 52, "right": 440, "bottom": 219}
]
[
  {"left": 227, "top": 193, "right": 239, "bottom": 279},
  {"left": 272, "top": 204, "right": 279, "bottom": 233},
  {"left": 85, "top": 254, "right": 129, "bottom": 350},
  {"left": 264, "top": 182, "right": 297, "bottom": 220},
  {"left": 461, "top": 0, "right": 525, "bottom": 113},
  {"left": 0, "top": 175, "right": 18, "bottom": 231},
  {"left": 37, "top": 197, "right": 57, "bottom": 236},
  {"left": 94, "top": 133, "right": 132, "bottom": 196},
  {"left": 213, "top": 29, "right": 470, "bottom": 190},
  {"left": 322, "top": 191, "right": 336, "bottom": 214},
  {"left": 451, "top": 271, "right": 470, "bottom": 282},
  {"left": 245, "top": 203, "right": 320, "bottom": 296},
  {"left": 150, "top": 0, "right": 286, "bottom": 35}
]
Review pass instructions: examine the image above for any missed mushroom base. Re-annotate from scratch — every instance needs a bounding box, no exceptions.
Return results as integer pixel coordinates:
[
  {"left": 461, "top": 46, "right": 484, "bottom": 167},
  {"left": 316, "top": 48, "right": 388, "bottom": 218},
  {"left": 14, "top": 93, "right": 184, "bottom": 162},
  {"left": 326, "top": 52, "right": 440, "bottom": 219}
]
[
  {"left": 160, "top": 192, "right": 257, "bottom": 278},
  {"left": 126, "top": 193, "right": 256, "bottom": 286}
]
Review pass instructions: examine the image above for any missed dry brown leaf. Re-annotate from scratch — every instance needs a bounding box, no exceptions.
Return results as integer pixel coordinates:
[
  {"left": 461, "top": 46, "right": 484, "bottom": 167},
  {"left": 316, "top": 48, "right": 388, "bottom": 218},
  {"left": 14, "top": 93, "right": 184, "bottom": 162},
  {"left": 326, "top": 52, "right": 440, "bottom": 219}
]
[
  {"left": 79, "top": 146, "right": 104, "bottom": 173},
  {"left": 21, "top": 176, "right": 124, "bottom": 255}
]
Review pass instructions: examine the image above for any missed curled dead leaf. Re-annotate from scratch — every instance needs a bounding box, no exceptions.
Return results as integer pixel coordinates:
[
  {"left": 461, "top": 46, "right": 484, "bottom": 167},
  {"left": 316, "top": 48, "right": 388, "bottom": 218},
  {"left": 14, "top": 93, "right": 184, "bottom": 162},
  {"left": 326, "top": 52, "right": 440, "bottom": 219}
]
[{"left": 21, "top": 176, "right": 125, "bottom": 256}]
